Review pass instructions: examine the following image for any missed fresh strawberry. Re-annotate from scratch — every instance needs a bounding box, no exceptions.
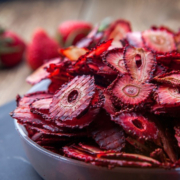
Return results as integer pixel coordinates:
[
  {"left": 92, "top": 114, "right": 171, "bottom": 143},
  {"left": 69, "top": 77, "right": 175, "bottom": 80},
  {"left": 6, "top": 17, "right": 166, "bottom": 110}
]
[
  {"left": 57, "top": 20, "right": 92, "bottom": 47},
  {"left": 26, "top": 28, "right": 60, "bottom": 70},
  {"left": 0, "top": 28, "right": 26, "bottom": 68}
]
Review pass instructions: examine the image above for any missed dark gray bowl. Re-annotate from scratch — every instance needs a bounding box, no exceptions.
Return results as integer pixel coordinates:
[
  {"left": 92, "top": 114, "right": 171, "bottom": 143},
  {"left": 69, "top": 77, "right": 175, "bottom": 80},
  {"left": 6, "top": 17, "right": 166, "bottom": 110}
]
[{"left": 14, "top": 80, "right": 180, "bottom": 180}]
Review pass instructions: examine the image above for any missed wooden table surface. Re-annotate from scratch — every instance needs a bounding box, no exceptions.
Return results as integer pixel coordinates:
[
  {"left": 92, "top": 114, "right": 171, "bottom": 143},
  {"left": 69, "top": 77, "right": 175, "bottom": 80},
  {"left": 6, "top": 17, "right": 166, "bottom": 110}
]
[{"left": 0, "top": 0, "right": 180, "bottom": 106}]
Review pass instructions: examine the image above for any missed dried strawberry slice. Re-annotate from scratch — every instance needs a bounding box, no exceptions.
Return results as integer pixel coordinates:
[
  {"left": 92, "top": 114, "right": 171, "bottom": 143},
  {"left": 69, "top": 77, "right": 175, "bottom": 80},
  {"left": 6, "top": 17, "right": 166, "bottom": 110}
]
[
  {"left": 112, "top": 112, "right": 159, "bottom": 141},
  {"left": 126, "top": 32, "right": 143, "bottom": 48},
  {"left": 106, "top": 19, "right": 131, "bottom": 41},
  {"left": 18, "top": 91, "right": 53, "bottom": 107},
  {"left": 154, "top": 71, "right": 180, "bottom": 88},
  {"left": 154, "top": 63, "right": 168, "bottom": 77},
  {"left": 89, "top": 111, "right": 125, "bottom": 151},
  {"left": 150, "top": 148, "right": 167, "bottom": 163},
  {"left": 142, "top": 29, "right": 176, "bottom": 53},
  {"left": 103, "top": 90, "right": 117, "bottom": 115},
  {"left": 154, "top": 86, "right": 180, "bottom": 107},
  {"left": 63, "top": 146, "right": 152, "bottom": 167},
  {"left": 59, "top": 46, "right": 88, "bottom": 61},
  {"left": 124, "top": 46, "right": 156, "bottom": 83},
  {"left": 30, "top": 98, "right": 52, "bottom": 118},
  {"left": 77, "top": 143, "right": 160, "bottom": 166},
  {"left": 50, "top": 75, "right": 95, "bottom": 121},
  {"left": 75, "top": 40, "right": 112, "bottom": 68},
  {"left": 103, "top": 48, "right": 127, "bottom": 74},
  {"left": 156, "top": 52, "right": 180, "bottom": 66},
  {"left": 48, "top": 78, "right": 66, "bottom": 93},
  {"left": 26, "top": 58, "right": 61, "bottom": 85},
  {"left": 55, "top": 88, "right": 104, "bottom": 128},
  {"left": 126, "top": 136, "right": 150, "bottom": 153},
  {"left": 108, "top": 74, "right": 156, "bottom": 105}
]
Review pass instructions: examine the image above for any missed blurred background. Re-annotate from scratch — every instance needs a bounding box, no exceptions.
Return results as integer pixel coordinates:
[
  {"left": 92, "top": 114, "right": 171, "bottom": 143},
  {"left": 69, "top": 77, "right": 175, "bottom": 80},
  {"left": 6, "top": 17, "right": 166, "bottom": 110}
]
[{"left": 0, "top": 0, "right": 180, "bottom": 106}]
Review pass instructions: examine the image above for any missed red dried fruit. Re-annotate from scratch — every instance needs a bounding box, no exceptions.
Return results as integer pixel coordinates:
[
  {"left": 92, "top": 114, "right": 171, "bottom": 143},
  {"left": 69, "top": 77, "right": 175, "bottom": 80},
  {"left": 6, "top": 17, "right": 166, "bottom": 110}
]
[
  {"left": 74, "top": 39, "right": 112, "bottom": 69},
  {"left": 150, "top": 148, "right": 167, "bottom": 163},
  {"left": 106, "top": 19, "right": 131, "bottom": 41},
  {"left": 56, "top": 88, "right": 104, "bottom": 128},
  {"left": 154, "top": 71, "right": 180, "bottom": 88},
  {"left": 124, "top": 46, "right": 156, "bottom": 83},
  {"left": 108, "top": 74, "right": 156, "bottom": 106},
  {"left": 103, "top": 90, "right": 117, "bottom": 115},
  {"left": 142, "top": 29, "right": 176, "bottom": 53},
  {"left": 154, "top": 63, "right": 168, "bottom": 77},
  {"left": 90, "top": 111, "right": 125, "bottom": 151},
  {"left": 30, "top": 98, "right": 52, "bottom": 118},
  {"left": 156, "top": 52, "right": 180, "bottom": 66},
  {"left": 103, "top": 48, "right": 127, "bottom": 74},
  {"left": 126, "top": 136, "right": 150, "bottom": 153},
  {"left": 48, "top": 78, "right": 66, "bottom": 93},
  {"left": 26, "top": 58, "right": 61, "bottom": 85},
  {"left": 154, "top": 86, "right": 180, "bottom": 107},
  {"left": 59, "top": 46, "right": 88, "bottom": 61},
  {"left": 18, "top": 91, "right": 53, "bottom": 107},
  {"left": 126, "top": 32, "right": 143, "bottom": 48},
  {"left": 63, "top": 146, "right": 153, "bottom": 167},
  {"left": 112, "top": 112, "right": 159, "bottom": 141},
  {"left": 79, "top": 143, "right": 115, "bottom": 154},
  {"left": 50, "top": 75, "right": 95, "bottom": 121}
]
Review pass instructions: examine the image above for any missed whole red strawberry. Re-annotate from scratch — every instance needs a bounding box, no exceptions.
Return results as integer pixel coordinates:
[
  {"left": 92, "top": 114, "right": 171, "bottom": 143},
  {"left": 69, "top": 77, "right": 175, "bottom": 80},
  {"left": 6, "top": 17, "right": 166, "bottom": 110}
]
[
  {"left": 27, "top": 28, "right": 60, "bottom": 70},
  {"left": 0, "top": 29, "right": 26, "bottom": 68},
  {"left": 57, "top": 20, "right": 92, "bottom": 47}
]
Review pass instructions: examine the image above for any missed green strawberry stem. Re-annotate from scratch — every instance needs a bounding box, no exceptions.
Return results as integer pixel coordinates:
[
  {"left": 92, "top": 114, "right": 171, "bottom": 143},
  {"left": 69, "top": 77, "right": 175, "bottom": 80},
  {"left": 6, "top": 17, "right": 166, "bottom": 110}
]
[{"left": 98, "top": 17, "right": 112, "bottom": 32}]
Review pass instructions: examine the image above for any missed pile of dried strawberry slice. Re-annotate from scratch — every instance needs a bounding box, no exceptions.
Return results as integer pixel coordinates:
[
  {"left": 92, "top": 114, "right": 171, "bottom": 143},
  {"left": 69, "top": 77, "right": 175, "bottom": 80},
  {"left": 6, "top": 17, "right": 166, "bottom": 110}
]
[{"left": 10, "top": 19, "right": 180, "bottom": 169}]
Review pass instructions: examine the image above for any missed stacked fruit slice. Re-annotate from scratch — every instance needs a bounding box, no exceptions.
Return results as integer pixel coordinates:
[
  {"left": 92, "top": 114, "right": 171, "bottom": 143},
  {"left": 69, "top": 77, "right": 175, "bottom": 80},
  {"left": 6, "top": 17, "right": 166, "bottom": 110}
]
[{"left": 10, "top": 19, "right": 180, "bottom": 168}]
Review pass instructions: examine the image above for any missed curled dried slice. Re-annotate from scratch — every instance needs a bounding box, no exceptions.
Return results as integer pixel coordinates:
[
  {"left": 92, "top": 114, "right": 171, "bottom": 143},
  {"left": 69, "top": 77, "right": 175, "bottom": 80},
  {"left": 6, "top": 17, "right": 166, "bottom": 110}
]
[
  {"left": 89, "top": 111, "right": 125, "bottom": 152},
  {"left": 142, "top": 29, "right": 176, "bottom": 53},
  {"left": 106, "top": 19, "right": 131, "bottom": 41},
  {"left": 154, "top": 86, "right": 180, "bottom": 107},
  {"left": 26, "top": 58, "right": 61, "bottom": 85},
  {"left": 59, "top": 46, "right": 88, "bottom": 61},
  {"left": 50, "top": 75, "right": 95, "bottom": 121},
  {"left": 30, "top": 98, "right": 52, "bottom": 118},
  {"left": 109, "top": 74, "right": 156, "bottom": 105},
  {"left": 124, "top": 46, "right": 156, "bottom": 83},
  {"left": 18, "top": 91, "right": 53, "bottom": 107},
  {"left": 103, "top": 90, "right": 117, "bottom": 115},
  {"left": 75, "top": 40, "right": 112, "bottom": 69},
  {"left": 112, "top": 112, "right": 159, "bottom": 141},
  {"left": 103, "top": 48, "right": 127, "bottom": 74},
  {"left": 63, "top": 146, "right": 152, "bottom": 168},
  {"left": 154, "top": 71, "right": 180, "bottom": 88},
  {"left": 126, "top": 32, "right": 143, "bottom": 48}
]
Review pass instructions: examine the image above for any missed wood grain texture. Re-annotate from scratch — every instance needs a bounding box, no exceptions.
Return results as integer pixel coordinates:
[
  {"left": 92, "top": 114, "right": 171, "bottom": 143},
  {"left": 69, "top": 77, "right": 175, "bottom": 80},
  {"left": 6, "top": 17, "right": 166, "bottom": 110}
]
[{"left": 0, "top": 0, "right": 180, "bottom": 106}]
